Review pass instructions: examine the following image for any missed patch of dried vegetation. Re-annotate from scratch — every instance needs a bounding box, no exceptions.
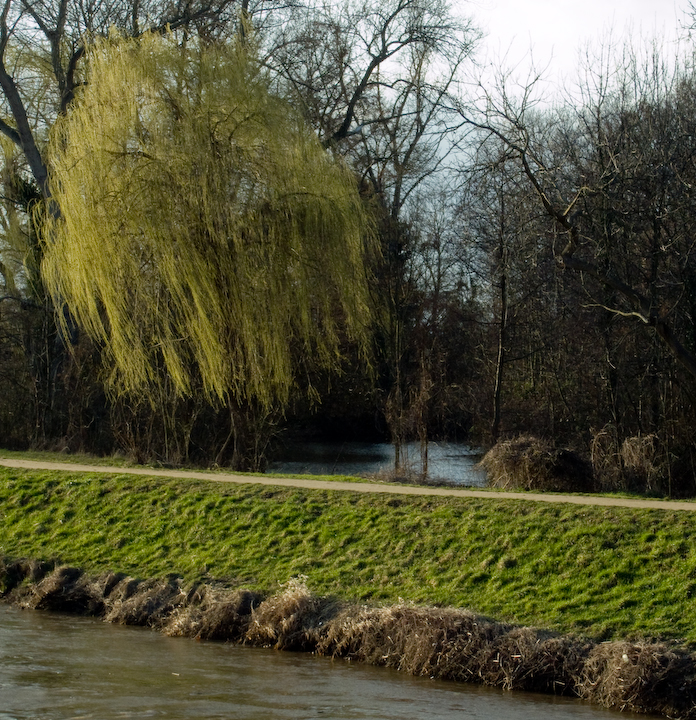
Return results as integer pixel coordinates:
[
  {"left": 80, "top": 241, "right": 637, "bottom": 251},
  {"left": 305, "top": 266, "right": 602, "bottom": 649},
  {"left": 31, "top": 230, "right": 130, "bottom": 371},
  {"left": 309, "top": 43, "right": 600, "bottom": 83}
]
[
  {"left": 480, "top": 436, "right": 595, "bottom": 493},
  {"left": 1, "top": 558, "right": 695, "bottom": 719}
]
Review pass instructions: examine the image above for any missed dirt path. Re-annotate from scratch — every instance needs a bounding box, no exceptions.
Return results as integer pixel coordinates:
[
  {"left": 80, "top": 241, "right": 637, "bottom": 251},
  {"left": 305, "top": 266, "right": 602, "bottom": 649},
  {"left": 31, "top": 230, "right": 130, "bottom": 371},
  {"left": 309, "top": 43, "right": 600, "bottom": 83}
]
[{"left": 1, "top": 457, "right": 695, "bottom": 511}]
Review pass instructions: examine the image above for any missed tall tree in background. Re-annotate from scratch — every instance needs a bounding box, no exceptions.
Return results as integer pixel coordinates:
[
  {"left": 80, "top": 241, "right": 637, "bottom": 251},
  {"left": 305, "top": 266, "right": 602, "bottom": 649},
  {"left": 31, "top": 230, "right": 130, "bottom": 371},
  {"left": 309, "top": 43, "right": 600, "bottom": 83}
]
[
  {"left": 268, "top": 0, "right": 476, "bottom": 148},
  {"left": 458, "top": 39, "right": 696, "bottom": 490},
  {"left": 41, "top": 34, "right": 374, "bottom": 462},
  {"left": 464, "top": 42, "right": 696, "bottom": 382},
  {"left": 268, "top": 0, "right": 480, "bottom": 469}
]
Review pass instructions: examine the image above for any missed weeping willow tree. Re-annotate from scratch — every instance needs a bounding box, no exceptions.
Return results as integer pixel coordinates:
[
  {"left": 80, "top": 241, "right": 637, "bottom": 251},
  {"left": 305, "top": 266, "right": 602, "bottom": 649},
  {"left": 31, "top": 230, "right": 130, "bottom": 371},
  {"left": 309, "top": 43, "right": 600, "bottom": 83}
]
[{"left": 41, "top": 33, "right": 374, "bottom": 414}]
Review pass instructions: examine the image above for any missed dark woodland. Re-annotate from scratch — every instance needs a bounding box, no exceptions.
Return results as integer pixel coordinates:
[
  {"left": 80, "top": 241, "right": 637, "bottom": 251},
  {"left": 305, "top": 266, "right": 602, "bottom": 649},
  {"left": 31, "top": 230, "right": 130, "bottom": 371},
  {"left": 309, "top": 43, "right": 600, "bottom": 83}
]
[{"left": 1, "top": 0, "right": 695, "bottom": 495}]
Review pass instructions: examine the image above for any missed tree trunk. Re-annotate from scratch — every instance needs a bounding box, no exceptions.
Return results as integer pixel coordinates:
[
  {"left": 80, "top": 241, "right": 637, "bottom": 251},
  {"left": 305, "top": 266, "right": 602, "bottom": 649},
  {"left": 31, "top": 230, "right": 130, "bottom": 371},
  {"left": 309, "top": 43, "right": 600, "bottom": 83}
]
[{"left": 491, "top": 198, "right": 508, "bottom": 443}]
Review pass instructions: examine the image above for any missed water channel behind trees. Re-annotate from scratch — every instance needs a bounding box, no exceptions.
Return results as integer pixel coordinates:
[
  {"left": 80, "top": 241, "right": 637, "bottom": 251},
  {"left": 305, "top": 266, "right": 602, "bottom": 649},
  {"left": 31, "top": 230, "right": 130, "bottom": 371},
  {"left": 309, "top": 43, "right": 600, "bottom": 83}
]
[
  {"left": 267, "top": 441, "right": 487, "bottom": 485},
  {"left": 0, "top": 604, "right": 659, "bottom": 720}
]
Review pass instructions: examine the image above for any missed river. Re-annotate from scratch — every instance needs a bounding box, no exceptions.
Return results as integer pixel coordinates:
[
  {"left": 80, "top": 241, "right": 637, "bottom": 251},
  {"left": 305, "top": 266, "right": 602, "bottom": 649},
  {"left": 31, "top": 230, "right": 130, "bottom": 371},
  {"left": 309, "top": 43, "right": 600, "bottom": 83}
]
[
  {"left": 267, "top": 441, "right": 487, "bottom": 485},
  {"left": 0, "top": 605, "right": 658, "bottom": 720}
]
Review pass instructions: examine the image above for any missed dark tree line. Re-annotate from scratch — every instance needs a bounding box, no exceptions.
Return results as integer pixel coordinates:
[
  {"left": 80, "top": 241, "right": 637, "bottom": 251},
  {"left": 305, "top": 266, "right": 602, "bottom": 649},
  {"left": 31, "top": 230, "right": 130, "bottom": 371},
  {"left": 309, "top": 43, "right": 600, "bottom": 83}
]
[
  {"left": 0, "top": 0, "right": 695, "bottom": 494},
  {"left": 454, "top": 39, "right": 696, "bottom": 493}
]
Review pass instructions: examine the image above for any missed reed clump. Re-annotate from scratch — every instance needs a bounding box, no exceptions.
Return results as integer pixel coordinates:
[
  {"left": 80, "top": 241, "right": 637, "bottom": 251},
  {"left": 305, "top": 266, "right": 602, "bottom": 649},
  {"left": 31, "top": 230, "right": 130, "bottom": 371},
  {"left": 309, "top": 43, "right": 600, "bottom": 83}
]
[
  {"left": 165, "top": 584, "right": 262, "bottom": 641},
  {"left": 245, "top": 576, "right": 339, "bottom": 651},
  {"left": 577, "top": 640, "right": 696, "bottom": 718},
  {"left": 0, "top": 557, "right": 51, "bottom": 593},
  {"left": 316, "top": 604, "right": 591, "bottom": 694},
  {"left": 480, "top": 436, "right": 595, "bottom": 493},
  {"left": 2, "top": 558, "right": 696, "bottom": 719},
  {"left": 103, "top": 576, "right": 186, "bottom": 628},
  {"left": 19, "top": 565, "right": 106, "bottom": 616},
  {"left": 588, "top": 425, "right": 694, "bottom": 495}
]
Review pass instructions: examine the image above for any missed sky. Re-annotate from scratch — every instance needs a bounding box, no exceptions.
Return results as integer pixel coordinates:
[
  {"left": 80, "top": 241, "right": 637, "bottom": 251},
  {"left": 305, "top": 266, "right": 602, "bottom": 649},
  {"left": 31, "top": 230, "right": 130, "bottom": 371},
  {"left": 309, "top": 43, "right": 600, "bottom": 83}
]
[{"left": 469, "top": 0, "right": 688, "bottom": 88}]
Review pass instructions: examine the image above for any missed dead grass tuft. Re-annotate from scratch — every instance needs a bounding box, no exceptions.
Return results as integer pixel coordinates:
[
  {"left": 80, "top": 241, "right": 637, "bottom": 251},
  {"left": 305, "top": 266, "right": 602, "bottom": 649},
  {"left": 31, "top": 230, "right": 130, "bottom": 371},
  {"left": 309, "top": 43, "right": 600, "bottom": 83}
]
[
  {"left": 93, "top": 571, "right": 129, "bottom": 599},
  {"left": 317, "top": 604, "right": 499, "bottom": 676},
  {"left": 590, "top": 425, "right": 624, "bottom": 490},
  {"left": 104, "top": 576, "right": 186, "bottom": 628},
  {"left": 480, "top": 436, "right": 594, "bottom": 493},
  {"left": 164, "top": 584, "right": 262, "bottom": 641},
  {"left": 18, "top": 565, "right": 105, "bottom": 615},
  {"left": 578, "top": 641, "right": 696, "bottom": 718},
  {"left": 477, "top": 627, "right": 593, "bottom": 693},
  {"left": 590, "top": 426, "right": 679, "bottom": 495},
  {"left": 245, "top": 577, "right": 339, "bottom": 651},
  {"left": 0, "top": 557, "right": 51, "bottom": 594},
  {"left": 621, "top": 435, "right": 661, "bottom": 491},
  {"left": 317, "top": 604, "right": 589, "bottom": 695}
]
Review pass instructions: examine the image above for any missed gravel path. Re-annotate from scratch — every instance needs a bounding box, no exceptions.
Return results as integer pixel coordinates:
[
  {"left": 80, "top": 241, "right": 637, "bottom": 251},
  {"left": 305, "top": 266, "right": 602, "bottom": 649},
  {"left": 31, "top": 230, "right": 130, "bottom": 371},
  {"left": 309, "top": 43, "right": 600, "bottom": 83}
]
[{"left": 1, "top": 457, "right": 695, "bottom": 511}]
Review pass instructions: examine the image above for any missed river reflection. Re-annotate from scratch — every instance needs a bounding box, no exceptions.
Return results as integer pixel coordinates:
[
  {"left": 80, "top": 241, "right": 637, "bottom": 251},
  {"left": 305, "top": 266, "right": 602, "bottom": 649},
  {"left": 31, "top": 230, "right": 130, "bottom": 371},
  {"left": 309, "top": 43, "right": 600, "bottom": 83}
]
[
  {"left": 0, "top": 605, "right": 658, "bottom": 720},
  {"left": 267, "top": 441, "right": 487, "bottom": 486}
]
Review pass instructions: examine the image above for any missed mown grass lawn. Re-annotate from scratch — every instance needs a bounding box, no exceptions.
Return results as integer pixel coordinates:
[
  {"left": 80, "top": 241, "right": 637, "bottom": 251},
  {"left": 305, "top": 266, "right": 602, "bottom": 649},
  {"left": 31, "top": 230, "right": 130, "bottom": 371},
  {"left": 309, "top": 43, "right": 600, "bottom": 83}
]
[{"left": 1, "top": 465, "right": 694, "bottom": 645}]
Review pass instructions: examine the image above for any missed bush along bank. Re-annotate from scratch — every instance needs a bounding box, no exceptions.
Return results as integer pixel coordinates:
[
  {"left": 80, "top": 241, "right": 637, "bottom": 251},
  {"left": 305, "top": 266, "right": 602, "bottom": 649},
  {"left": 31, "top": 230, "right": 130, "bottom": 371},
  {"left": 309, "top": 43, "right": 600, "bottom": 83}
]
[{"left": 1, "top": 558, "right": 695, "bottom": 719}]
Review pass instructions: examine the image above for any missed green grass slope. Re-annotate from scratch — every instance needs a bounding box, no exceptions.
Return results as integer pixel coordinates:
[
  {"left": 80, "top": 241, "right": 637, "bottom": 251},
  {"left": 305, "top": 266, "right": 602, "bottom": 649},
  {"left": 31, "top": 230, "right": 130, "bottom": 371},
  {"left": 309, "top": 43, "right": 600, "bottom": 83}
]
[{"left": 0, "top": 466, "right": 693, "bottom": 645}]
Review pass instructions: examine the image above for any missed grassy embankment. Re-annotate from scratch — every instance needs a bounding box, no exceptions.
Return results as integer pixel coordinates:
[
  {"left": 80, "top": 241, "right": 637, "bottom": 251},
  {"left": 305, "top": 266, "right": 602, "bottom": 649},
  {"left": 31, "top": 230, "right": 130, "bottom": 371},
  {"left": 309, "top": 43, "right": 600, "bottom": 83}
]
[{"left": 0, "top": 456, "right": 695, "bottom": 646}]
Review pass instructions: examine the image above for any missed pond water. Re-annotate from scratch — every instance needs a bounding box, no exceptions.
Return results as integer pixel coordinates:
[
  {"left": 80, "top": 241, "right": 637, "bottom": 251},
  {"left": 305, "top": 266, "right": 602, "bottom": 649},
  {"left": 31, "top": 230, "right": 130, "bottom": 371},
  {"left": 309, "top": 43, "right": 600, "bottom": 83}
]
[
  {"left": 0, "top": 604, "right": 658, "bottom": 720},
  {"left": 267, "top": 441, "right": 487, "bottom": 486}
]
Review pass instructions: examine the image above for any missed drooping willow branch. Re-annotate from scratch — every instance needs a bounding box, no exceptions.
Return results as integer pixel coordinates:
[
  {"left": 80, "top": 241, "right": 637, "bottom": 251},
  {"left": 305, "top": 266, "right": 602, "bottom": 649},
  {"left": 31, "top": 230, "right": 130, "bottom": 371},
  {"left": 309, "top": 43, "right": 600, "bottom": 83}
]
[{"left": 41, "top": 33, "right": 376, "bottom": 407}]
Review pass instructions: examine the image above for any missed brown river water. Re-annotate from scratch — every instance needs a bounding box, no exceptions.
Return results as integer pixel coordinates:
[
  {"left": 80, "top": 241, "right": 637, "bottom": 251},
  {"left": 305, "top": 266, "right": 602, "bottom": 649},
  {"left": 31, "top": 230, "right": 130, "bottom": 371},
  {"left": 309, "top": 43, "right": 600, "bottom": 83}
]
[{"left": 0, "top": 605, "right": 659, "bottom": 720}]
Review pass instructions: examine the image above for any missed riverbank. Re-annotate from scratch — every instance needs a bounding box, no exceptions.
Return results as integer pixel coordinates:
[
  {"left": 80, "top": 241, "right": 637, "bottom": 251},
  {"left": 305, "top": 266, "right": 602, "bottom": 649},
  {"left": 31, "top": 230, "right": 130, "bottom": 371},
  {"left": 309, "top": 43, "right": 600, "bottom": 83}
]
[
  {"left": 1, "top": 462, "right": 695, "bottom": 640},
  {"left": 1, "top": 560, "right": 694, "bottom": 718},
  {"left": 1, "top": 461, "right": 696, "bottom": 715}
]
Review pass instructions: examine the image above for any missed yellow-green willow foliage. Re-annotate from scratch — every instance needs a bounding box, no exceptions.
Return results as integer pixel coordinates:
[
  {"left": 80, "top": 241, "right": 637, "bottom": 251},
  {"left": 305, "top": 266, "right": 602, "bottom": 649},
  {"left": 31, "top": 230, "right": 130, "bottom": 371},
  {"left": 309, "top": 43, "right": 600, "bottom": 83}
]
[{"left": 41, "top": 33, "right": 374, "bottom": 405}]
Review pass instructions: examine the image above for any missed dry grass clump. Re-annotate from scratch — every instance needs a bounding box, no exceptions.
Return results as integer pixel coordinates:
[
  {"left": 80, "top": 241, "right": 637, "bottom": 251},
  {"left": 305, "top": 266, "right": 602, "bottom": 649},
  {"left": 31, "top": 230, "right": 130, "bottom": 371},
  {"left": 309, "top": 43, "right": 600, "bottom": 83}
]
[
  {"left": 578, "top": 641, "right": 696, "bottom": 718},
  {"left": 245, "top": 577, "right": 339, "bottom": 651},
  {"left": 590, "top": 425, "right": 624, "bottom": 490},
  {"left": 590, "top": 426, "right": 677, "bottom": 495},
  {"left": 621, "top": 435, "right": 661, "bottom": 491},
  {"left": 104, "top": 576, "right": 187, "bottom": 628},
  {"left": 318, "top": 604, "right": 505, "bottom": 679},
  {"left": 17, "top": 566, "right": 106, "bottom": 615},
  {"left": 516, "top": 634, "right": 595, "bottom": 694},
  {"left": 480, "top": 436, "right": 594, "bottom": 493},
  {"left": 0, "top": 557, "right": 50, "bottom": 593},
  {"left": 164, "top": 584, "right": 261, "bottom": 641},
  {"left": 316, "top": 603, "right": 590, "bottom": 695}
]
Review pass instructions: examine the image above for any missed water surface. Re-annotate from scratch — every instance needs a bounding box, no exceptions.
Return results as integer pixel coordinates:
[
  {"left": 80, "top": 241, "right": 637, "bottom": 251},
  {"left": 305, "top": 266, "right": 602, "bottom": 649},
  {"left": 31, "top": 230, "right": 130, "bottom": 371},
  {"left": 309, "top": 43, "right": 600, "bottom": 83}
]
[
  {"left": 268, "top": 441, "right": 486, "bottom": 485},
  {"left": 0, "top": 605, "right": 657, "bottom": 719}
]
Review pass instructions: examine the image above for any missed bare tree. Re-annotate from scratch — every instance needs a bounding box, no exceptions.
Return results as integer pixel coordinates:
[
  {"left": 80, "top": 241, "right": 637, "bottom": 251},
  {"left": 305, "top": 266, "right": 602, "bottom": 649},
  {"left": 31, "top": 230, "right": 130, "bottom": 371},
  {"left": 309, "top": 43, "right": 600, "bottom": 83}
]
[
  {"left": 267, "top": 0, "right": 480, "bottom": 470},
  {"left": 449, "top": 35, "right": 696, "bottom": 490},
  {"left": 458, "top": 41, "right": 696, "bottom": 384},
  {"left": 269, "top": 0, "right": 477, "bottom": 146}
]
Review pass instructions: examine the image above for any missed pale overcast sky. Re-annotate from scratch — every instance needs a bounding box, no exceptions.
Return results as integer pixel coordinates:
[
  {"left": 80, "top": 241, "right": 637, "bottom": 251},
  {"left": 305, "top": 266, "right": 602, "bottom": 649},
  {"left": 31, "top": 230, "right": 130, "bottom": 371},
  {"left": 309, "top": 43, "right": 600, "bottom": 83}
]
[{"left": 469, "top": 0, "right": 688, "bottom": 86}]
